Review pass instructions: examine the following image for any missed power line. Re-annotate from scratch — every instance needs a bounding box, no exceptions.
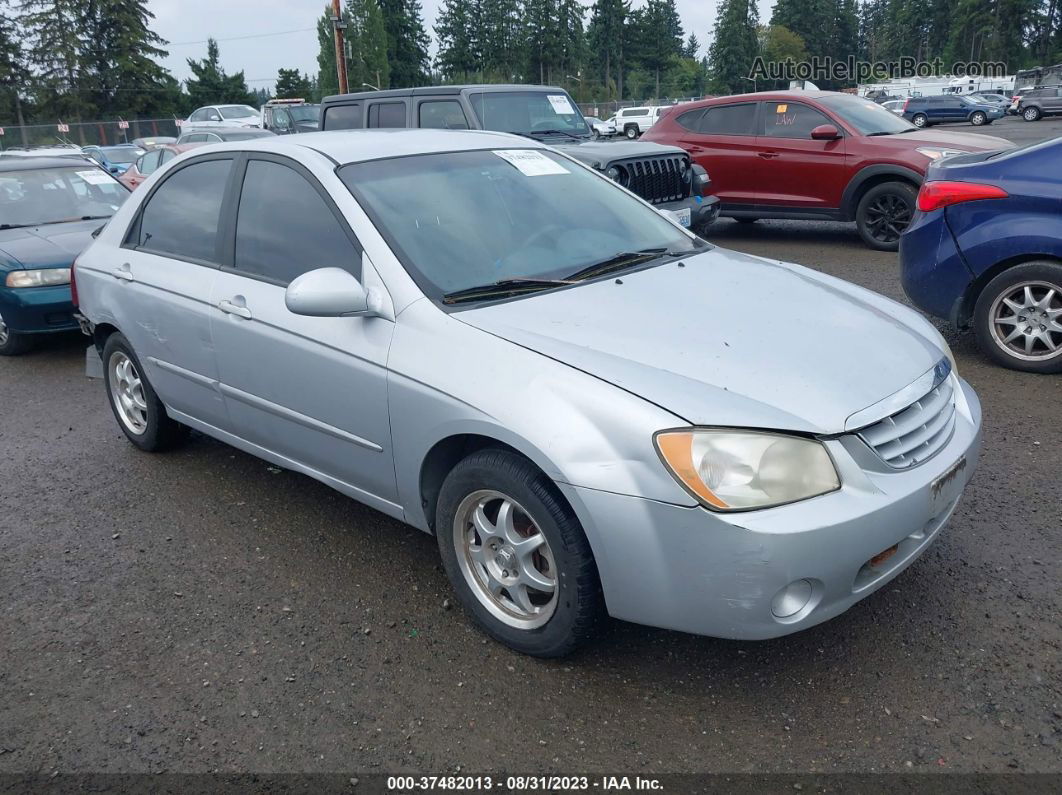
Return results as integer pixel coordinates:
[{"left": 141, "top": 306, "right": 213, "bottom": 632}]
[{"left": 167, "top": 27, "right": 317, "bottom": 47}]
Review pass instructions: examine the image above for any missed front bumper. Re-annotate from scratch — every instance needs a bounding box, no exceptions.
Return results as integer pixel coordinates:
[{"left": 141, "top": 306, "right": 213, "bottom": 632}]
[
  {"left": 0, "top": 284, "right": 78, "bottom": 334},
  {"left": 658, "top": 194, "right": 720, "bottom": 229},
  {"left": 559, "top": 378, "right": 982, "bottom": 640}
]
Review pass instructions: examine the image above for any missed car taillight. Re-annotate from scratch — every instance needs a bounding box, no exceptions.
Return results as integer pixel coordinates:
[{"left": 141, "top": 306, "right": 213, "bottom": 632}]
[
  {"left": 916, "top": 180, "right": 1009, "bottom": 213},
  {"left": 70, "top": 258, "right": 79, "bottom": 307},
  {"left": 903, "top": 98, "right": 909, "bottom": 111}
]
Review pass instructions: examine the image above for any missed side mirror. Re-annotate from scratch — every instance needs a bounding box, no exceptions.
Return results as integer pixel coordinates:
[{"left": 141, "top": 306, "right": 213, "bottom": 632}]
[
  {"left": 810, "top": 124, "right": 841, "bottom": 141},
  {"left": 285, "top": 267, "right": 381, "bottom": 318}
]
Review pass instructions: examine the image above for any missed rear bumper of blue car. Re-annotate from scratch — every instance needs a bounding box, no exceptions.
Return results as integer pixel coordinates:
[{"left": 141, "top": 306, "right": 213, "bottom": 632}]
[{"left": 900, "top": 209, "right": 974, "bottom": 324}]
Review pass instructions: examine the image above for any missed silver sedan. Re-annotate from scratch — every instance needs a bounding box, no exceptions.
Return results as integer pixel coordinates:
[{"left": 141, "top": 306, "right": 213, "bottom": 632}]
[{"left": 73, "top": 130, "right": 982, "bottom": 656}]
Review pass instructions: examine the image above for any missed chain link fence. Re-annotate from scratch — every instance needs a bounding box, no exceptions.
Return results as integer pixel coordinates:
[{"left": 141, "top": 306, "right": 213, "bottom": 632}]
[{"left": 0, "top": 118, "right": 182, "bottom": 150}]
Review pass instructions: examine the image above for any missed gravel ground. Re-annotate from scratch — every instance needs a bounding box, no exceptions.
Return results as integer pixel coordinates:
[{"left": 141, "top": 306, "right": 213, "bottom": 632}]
[{"left": 1, "top": 120, "right": 1060, "bottom": 780}]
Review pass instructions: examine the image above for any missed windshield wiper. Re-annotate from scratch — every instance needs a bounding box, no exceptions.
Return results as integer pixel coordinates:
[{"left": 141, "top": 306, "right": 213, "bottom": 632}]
[
  {"left": 564, "top": 248, "right": 675, "bottom": 282},
  {"left": 442, "top": 277, "right": 576, "bottom": 304},
  {"left": 525, "top": 129, "right": 586, "bottom": 141},
  {"left": 0, "top": 223, "right": 33, "bottom": 230}
]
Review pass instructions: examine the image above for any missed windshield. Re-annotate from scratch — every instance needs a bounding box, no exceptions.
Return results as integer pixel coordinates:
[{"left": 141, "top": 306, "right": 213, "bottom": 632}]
[
  {"left": 819, "top": 94, "right": 916, "bottom": 135},
  {"left": 100, "top": 147, "right": 143, "bottom": 164},
  {"left": 469, "top": 91, "right": 591, "bottom": 138},
  {"left": 220, "top": 105, "right": 257, "bottom": 119},
  {"left": 287, "top": 105, "right": 319, "bottom": 122},
  {"left": 0, "top": 166, "right": 127, "bottom": 228},
  {"left": 339, "top": 149, "right": 699, "bottom": 301}
]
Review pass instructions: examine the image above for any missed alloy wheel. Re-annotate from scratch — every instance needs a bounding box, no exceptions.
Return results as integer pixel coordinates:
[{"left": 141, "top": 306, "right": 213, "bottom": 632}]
[
  {"left": 0, "top": 310, "right": 8, "bottom": 346},
  {"left": 913, "top": 114, "right": 927, "bottom": 127},
  {"left": 108, "top": 351, "right": 149, "bottom": 434},
  {"left": 863, "top": 192, "right": 912, "bottom": 244},
  {"left": 989, "top": 281, "right": 1062, "bottom": 361},
  {"left": 453, "top": 489, "right": 558, "bottom": 630}
]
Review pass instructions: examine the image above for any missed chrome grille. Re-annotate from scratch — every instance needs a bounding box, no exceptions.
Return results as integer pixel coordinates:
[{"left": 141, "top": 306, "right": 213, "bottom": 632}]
[
  {"left": 858, "top": 376, "right": 957, "bottom": 468},
  {"left": 619, "top": 156, "right": 687, "bottom": 204}
]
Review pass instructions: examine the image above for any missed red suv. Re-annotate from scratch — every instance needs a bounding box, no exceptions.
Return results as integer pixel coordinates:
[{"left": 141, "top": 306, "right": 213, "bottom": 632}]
[{"left": 643, "top": 91, "right": 1011, "bottom": 250}]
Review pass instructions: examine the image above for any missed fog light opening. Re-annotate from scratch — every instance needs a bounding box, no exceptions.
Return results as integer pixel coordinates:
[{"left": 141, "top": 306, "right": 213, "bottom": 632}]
[{"left": 771, "top": 578, "right": 815, "bottom": 619}]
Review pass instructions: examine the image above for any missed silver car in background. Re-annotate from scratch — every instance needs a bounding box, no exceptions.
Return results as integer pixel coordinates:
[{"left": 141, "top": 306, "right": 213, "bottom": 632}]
[{"left": 73, "top": 130, "right": 982, "bottom": 657}]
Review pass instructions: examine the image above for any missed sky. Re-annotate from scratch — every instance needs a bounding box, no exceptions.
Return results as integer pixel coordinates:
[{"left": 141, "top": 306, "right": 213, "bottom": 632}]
[{"left": 149, "top": 0, "right": 776, "bottom": 90}]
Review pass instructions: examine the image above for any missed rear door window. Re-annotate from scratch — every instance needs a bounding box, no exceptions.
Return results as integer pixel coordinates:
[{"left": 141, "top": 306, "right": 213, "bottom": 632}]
[
  {"left": 697, "top": 104, "right": 757, "bottom": 135},
  {"left": 367, "top": 102, "right": 406, "bottom": 128},
  {"left": 134, "top": 158, "right": 233, "bottom": 263}
]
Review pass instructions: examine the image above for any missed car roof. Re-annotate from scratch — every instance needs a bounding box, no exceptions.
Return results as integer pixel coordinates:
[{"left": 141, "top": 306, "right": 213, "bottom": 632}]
[
  {"left": 0, "top": 156, "right": 101, "bottom": 172},
  {"left": 182, "top": 129, "right": 542, "bottom": 166},
  {"left": 322, "top": 84, "right": 568, "bottom": 104}
]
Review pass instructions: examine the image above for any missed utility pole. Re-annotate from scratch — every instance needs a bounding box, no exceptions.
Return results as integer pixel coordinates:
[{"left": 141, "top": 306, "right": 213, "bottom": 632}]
[{"left": 332, "top": 0, "right": 349, "bottom": 94}]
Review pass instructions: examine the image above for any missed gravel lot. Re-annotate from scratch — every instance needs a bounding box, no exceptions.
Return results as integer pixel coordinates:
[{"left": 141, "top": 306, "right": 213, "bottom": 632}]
[{"left": 1, "top": 116, "right": 1060, "bottom": 780}]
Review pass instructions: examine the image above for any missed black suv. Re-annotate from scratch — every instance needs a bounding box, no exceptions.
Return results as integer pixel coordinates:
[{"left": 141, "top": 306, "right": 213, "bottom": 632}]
[
  {"left": 1017, "top": 86, "right": 1062, "bottom": 121},
  {"left": 319, "top": 85, "right": 720, "bottom": 231}
]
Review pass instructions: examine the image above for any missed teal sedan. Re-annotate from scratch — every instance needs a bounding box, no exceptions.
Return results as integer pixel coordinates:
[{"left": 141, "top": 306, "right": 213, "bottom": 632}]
[{"left": 0, "top": 158, "right": 128, "bottom": 354}]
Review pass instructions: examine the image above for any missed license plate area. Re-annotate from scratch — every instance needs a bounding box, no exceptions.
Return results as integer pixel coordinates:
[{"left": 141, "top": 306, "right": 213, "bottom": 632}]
[
  {"left": 669, "top": 207, "right": 691, "bottom": 227},
  {"left": 930, "top": 455, "right": 966, "bottom": 513}
]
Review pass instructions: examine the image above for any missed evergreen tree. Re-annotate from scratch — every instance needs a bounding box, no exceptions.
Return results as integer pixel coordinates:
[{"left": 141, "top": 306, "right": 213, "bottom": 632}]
[
  {"left": 347, "top": 0, "right": 390, "bottom": 89},
  {"left": 275, "top": 68, "right": 313, "bottom": 98},
  {"left": 684, "top": 32, "right": 701, "bottom": 58},
  {"left": 757, "top": 24, "right": 808, "bottom": 87},
  {"left": 525, "top": 0, "right": 561, "bottom": 84},
  {"left": 479, "top": 0, "right": 524, "bottom": 80},
  {"left": 379, "top": 0, "right": 430, "bottom": 87},
  {"left": 20, "top": 0, "right": 85, "bottom": 122},
  {"left": 587, "top": 0, "right": 626, "bottom": 99},
  {"left": 706, "top": 0, "right": 759, "bottom": 94},
  {"left": 316, "top": 4, "right": 340, "bottom": 97},
  {"left": 557, "top": 0, "right": 586, "bottom": 89},
  {"left": 639, "top": 0, "right": 684, "bottom": 99},
  {"left": 0, "top": 2, "right": 27, "bottom": 128},
  {"left": 185, "top": 39, "right": 255, "bottom": 108},
  {"left": 435, "top": 0, "right": 481, "bottom": 79}
]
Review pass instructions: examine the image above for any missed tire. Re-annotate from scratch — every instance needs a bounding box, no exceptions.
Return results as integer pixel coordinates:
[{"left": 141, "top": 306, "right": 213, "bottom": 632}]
[
  {"left": 855, "top": 181, "right": 917, "bottom": 252},
  {"left": 0, "top": 310, "right": 33, "bottom": 355},
  {"left": 624, "top": 125, "right": 638, "bottom": 140},
  {"left": 1023, "top": 106, "right": 1041, "bottom": 122},
  {"left": 973, "top": 261, "right": 1062, "bottom": 373},
  {"left": 912, "top": 113, "right": 928, "bottom": 128},
  {"left": 102, "top": 332, "right": 189, "bottom": 451},
  {"left": 970, "top": 111, "right": 987, "bottom": 126},
  {"left": 435, "top": 448, "right": 604, "bottom": 657}
]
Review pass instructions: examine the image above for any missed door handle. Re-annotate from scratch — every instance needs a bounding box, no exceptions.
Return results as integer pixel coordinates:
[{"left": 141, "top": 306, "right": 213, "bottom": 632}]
[
  {"left": 757, "top": 151, "right": 779, "bottom": 159},
  {"left": 112, "top": 263, "right": 133, "bottom": 281},
  {"left": 218, "top": 299, "right": 252, "bottom": 319}
]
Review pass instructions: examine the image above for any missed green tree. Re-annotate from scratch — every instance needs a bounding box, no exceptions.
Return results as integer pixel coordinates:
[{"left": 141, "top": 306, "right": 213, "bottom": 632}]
[
  {"left": 683, "top": 32, "right": 701, "bottom": 58},
  {"left": 706, "top": 0, "right": 759, "bottom": 94},
  {"left": 379, "top": 0, "right": 430, "bottom": 87},
  {"left": 587, "top": 0, "right": 627, "bottom": 99},
  {"left": 479, "top": 0, "right": 525, "bottom": 80},
  {"left": 347, "top": 0, "right": 390, "bottom": 89},
  {"left": 275, "top": 68, "right": 313, "bottom": 98},
  {"left": 757, "top": 24, "right": 808, "bottom": 88},
  {"left": 185, "top": 39, "right": 255, "bottom": 108},
  {"left": 316, "top": 4, "right": 340, "bottom": 98},
  {"left": 0, "top": 3, "right": 28, "bottom": 129},
  {"left": 638, "top": 0, "right": 683, "bottom": 99},
  {"left": 435, "top": 0, "right": 480, "bottom": 79},
  {"left": 20, "top": 0, "right": 85, "bottom": 123},
  {"left": 525, "top": 0, "right": 561, "bottom": 84}
]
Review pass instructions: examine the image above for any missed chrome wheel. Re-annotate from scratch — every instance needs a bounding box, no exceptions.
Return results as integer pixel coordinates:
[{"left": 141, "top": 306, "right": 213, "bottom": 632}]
[
  {"left": 863, "top": 192, "right": 912, "bottom": 244},
  {"left": 108, "top": 351, "right": 149, "bottom": 434},
  {"left": 912, "top": 114, "right": 927, "bottom": 127},
  {"left": 453, "top": 490, "right": 558, "bottom": 630},
  {"left": 0, "top": 310, "right": 8, "bottom": 346},
  {"left": 990, "top": 281, "right": 1062, "bottom": 362}
]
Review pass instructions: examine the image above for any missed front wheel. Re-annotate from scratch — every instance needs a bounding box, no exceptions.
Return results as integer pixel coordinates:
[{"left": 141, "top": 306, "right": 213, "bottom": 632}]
[
  {"left": 970, "top": 111, "right": 987, "bottom": 126},
  {"left": 855, "top": 181, "right": 917, "bottom": 251},
  {"left": 973, "top": 262, "right": 1062, "bottom": 373},
  {"left": 102, "top": 332, "right": 189, "bottom": 451},
  {"left": 1023, "top": 106, "right": 1041, "bottom": 121},
  {"left": 0, "top": 310, "right": 33, "bottom": 355},
  {"left": 435, "top": 449, "right": 604, "bottom": 657}
]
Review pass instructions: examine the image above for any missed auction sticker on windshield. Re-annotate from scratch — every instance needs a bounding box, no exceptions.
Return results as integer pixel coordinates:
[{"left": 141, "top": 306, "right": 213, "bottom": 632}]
[
  {"left": 494, "top": 150, "right": 570, "bottom": 177},
  {"left": 77, "top": 170, "right": 115, "bottom": 185},
  {"left": 547, "top": 94, "right": 576, "bottom": 115}
]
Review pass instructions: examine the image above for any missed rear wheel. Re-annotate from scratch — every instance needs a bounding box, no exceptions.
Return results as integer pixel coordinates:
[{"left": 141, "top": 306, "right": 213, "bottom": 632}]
[
  {"left": 974, "top": 262, "right": 1062, "bottom": 373},
  {"left": 1023, "top": 106, "right": 1041, "bottom": 121},
  {"left": 435, "top": 448, "right": 604, "bottom": 657},
  {"left": 855, "top": 181, "right": 917, "bottom": 251},
  {"left": 912, "top": 113, "right": 928, "bottom": 128},
  {"left": 102, "top": 332, "right": 189, "bottom": 451},
  {"left": 624, "top": 124, "right": 639, "bottom": 140},
  {"left": 970, "top": 111, "right": 987, "bottom": 126},
  {"left": 0, "top": 310, "right": 33, "bottom": 356}
]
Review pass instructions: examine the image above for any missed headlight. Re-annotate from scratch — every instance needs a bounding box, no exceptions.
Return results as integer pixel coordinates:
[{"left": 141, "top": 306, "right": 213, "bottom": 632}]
[
  {"left": 655, "top": 429, "right": 840, "bottom": 511},
  {"left": 606, "top": 165, "right": 628, "bottom": 186},
  {"left": 5, "top": 268, "right": 71, "bottom": 288},
  {"left": 916, "top": 147, "right": 966, "bottom": 160}
]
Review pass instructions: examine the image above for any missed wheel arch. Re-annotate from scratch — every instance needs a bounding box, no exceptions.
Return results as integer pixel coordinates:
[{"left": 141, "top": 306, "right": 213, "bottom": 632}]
[
  {"left": 841, "top": 165, "right": 922, "bottom": 220},
  {"left": 956, "top": 254, "right": 1062, "bottom": 328},
  {"left": 92, "top": 322, "right": 121, "bottom": 356}
]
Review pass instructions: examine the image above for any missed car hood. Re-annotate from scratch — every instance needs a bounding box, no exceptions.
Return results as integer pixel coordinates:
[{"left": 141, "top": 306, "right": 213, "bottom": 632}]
[
  {"left": 889, "top": 129, "right": 1012, "bottom": 151},
  {"left": 0, "top": 220, "right": 100, "bottom": 269},
  {"left": 456, "top": 248, "right": 944, "bottom": 434},
  {"left": 552, "top": 138, "right": 687, "bottom": 164}
]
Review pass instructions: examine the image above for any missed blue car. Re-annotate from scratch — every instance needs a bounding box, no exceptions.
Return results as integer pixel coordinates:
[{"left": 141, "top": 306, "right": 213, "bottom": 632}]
[
  {"left": 902, "top": 94, "right": 1005, "bottom": 127},
  {"left": 0, "top": 157, "right": 128, "bottom": 354},
  {"left": 900, "top": 138, "right": 1062, "bottom": 373},
  {"left": 81, "top": 144, "right": 144, "bottom": 175}
]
